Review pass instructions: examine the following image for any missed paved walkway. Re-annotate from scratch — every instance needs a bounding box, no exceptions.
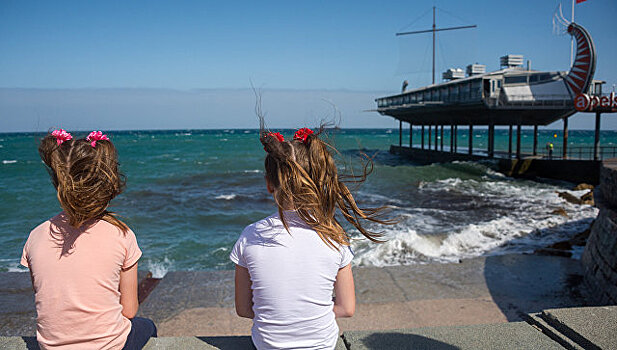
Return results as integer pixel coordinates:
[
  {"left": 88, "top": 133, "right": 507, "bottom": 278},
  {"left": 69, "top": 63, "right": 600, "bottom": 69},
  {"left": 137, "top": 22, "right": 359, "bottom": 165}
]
[
  {"left": 135, "top": 254, "right": 589, "bottom": 336},
  {"left": 3, "top": 306, "right": 616, "bottom": 349},
  {"left": 2, "top": 253, "right": 606, "bottom": 348}
]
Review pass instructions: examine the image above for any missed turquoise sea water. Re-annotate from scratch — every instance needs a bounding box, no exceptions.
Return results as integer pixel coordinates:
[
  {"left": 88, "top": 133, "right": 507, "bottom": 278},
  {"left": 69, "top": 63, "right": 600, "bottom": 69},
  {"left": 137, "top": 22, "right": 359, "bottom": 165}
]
[{"left": 1, "top": 129, "right": 615, "bottom": 276}]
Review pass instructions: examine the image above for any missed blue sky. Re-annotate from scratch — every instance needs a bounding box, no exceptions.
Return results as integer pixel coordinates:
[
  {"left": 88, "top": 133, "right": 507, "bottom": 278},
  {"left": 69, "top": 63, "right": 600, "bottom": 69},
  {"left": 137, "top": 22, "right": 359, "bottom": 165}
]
[{"left": 1, "top": 0, "right": 616, "bottom": 131}]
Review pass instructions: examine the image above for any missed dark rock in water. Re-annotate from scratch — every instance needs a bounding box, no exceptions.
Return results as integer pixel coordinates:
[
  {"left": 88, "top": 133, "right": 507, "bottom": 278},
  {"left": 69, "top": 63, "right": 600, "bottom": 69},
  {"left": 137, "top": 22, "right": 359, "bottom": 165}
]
[
  {"left": 534, "top": 248, "right": 573, "bottom": 258},
  {"left": 581, "top": 190, "right": 594, "bottom": 206},
  {"left": 570, "top": 222, "right": 593, "bottom": 246},
  {"left": 558, "top": 191, "right": 582, "bottom": 205},
  {"left": 551, "top": 207, "right": 569, "bottom": 217},
  {"left": 573, "top": 183, "right": 594, "bottom": 191},
  {"left": 548, "top": 241, "right": 573, "bottom": 251}
]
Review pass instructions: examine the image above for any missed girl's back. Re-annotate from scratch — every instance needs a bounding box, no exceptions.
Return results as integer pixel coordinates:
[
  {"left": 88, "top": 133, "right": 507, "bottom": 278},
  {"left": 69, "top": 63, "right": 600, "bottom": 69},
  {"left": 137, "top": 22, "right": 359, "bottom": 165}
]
[
  {"left": 232, "top": 124, "right": 391, "bottom": 349},
  {"left": 231, "top": 211, "right": 353, "bottom": 348},
  {"left": 22, "top": 213, "right": 141, "bottom": 349}
]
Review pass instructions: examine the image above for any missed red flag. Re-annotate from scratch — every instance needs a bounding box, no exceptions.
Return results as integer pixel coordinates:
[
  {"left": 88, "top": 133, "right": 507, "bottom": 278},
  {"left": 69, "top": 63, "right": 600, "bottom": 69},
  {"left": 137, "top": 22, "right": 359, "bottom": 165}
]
[{"left": 576, "top": 0, "right": 588, "bottom": 3}]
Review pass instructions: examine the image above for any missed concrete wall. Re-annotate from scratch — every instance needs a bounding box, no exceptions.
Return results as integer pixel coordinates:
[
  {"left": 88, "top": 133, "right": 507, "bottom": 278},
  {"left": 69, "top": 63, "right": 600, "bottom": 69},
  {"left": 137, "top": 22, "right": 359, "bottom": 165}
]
[{"left": 581, "top": 160, "right": 617, "bottom": 304}]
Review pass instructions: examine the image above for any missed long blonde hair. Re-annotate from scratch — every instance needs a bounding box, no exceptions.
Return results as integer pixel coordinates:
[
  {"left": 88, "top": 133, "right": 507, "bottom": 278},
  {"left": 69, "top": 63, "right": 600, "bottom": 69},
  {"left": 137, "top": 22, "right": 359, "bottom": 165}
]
[
  {"left": 260, "top": 121, "right": 391, "bottom": 248},
  {"left": 39, "top": 132, "right": 128, "bottom": 233}
]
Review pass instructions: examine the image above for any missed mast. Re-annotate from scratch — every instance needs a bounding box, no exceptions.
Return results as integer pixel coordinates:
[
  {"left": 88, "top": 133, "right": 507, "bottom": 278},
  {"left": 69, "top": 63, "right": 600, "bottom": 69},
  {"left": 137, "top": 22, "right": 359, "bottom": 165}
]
[
  {"left": 396, "top": 6, "right": 476, "bottom": 85},
  {"left": 432, "top": 7, "right": 436, "bottom": 84}
]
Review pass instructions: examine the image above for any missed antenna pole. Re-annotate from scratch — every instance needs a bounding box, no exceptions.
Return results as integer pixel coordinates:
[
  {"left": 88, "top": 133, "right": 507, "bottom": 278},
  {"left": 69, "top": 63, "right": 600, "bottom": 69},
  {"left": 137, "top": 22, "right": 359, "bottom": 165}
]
[
  {"left": 570, "top": 0, "right": 574, "bottom": 65},
  {"left": 396, "top": 7, "right": 476, "bottom": 85},
  {"left": 432, "top": 6, "right": 436, "bottom": 85}
]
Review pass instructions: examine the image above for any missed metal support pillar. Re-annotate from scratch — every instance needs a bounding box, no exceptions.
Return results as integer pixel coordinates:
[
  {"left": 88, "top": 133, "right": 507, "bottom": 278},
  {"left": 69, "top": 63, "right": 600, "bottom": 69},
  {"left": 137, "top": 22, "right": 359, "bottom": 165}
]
[
  {"left": 468, "top": 124, "right": 473, "bottom": 155},
  {"left": 450, "top": 124, "right": 454, "bottom": 153},
  {"left": 421, "top": 125, "right": 425, "bottom": 150},
  {"left": 399, "top": 120, "right": 402, "bottom": 147},
  {"left": 594, "top": 112, "right": 601, "bottom": 161},
  {"left": 409, "top": 123, "right": 413, "bottom": 148},
  {"left": 516, "top": 123, "right": 521, "bottom": 160},
  {"left": 488, "top": 123, "right": 494, "bottom": 158},
  {"left": 533, "top": 125, "right": 538, "bottom": 156},
  {"left": 434, "top": 125, "right": 438, "bottom": 150},
  {"left": 440, "top": 125, "right": 444, "bottom": 151},
  {"left": 454, "top": 125, "right": 458, "bottom": 152},
  {"left": 508, "top": 125, "right": 513, "bottom": 158},
  {"left": 428, "top": 125, "right": 432, "bottom": 149},
  {"left": 563, "top": 117, "right": 569, "bottom": 159}
]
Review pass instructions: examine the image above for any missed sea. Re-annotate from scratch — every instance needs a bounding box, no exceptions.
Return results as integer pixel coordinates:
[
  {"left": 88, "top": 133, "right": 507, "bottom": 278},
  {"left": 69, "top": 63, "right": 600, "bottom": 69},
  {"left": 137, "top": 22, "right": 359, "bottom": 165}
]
[{"left": 1, "top": 128, "right": 615, "bottom": 277}]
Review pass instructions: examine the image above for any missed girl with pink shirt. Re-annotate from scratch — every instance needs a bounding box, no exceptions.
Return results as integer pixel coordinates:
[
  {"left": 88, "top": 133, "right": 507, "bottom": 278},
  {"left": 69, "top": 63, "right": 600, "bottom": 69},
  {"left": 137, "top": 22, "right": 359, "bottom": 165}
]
[{"left": 21, "top": 130, "right": 156, "bottom": 350}]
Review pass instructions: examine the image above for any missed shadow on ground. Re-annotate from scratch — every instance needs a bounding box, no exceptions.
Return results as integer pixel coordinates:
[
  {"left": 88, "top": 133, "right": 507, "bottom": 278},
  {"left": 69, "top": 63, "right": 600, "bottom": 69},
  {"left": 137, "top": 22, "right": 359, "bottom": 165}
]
[
  {"left": 483, "top": 246, "right": 590, "bottom": 322},
  {"left": 345, "top": 332, "right": 458, "bottom": 350},
  {"left": 197, "top": 336, "right": 255, "bottom": 349}
]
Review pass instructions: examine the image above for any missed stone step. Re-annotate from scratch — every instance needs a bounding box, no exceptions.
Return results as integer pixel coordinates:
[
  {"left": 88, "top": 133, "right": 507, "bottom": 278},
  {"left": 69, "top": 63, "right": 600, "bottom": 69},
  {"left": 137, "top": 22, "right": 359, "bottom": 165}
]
[{"left": 342, "top": 322, "right": 563, "bottom": 350}]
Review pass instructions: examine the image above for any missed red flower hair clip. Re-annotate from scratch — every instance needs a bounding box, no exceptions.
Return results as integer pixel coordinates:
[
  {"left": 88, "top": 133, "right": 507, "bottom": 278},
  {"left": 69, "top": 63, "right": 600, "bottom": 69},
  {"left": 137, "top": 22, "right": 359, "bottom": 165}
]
[
  {"left": 51, "top": 129, "right": 73, "bottom": 145},
  {"left": 293, "top": 128, "right": 314, "bottom": 143},
  {"left": 263, "top": 132, "right": 285, "bottom": 151},
  {"left": 267, "top": 132, "right": 285, "bottom": 142},
  {"left": 86, "top": 131, "right": 109, "bottom": 147}
]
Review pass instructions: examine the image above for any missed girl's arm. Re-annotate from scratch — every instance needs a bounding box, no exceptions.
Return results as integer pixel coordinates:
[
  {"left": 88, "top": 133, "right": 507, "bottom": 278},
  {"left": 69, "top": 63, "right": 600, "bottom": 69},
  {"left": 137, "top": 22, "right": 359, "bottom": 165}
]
[
  {"left": 333, "top": 263, "right": 355, "bottom": 318},
  {"left": 234, "top": 264, "right": 254, "bottom": 319},
  {"left": 119, "top": 262, "right": 139, "bottom": 319}
]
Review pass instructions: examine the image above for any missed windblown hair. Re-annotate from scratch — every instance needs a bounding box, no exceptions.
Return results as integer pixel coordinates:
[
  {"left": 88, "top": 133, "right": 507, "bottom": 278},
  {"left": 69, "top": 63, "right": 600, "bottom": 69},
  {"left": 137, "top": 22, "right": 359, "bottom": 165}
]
[
  {"left": 39, "top": 133, "right": 128, "bottom": 233},
  {"left": 260, "top": 120, "right": 392, "bottom": 248}
]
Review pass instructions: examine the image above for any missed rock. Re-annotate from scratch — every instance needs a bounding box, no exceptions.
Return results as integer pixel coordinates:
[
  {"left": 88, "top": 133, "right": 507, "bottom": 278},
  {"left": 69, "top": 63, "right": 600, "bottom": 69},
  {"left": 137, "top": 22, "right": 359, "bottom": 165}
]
[
  {"left": 580, "top": 190, "right": 594, "bottom": 206},
  {"left": 569, "top": 221, "right": 593, "bottom": 246},
  {"left": 548, "top": 241, "right": 573, "bottom": 250},
  {"left": 573, "top": 183, "right": 594, "bottom": 191},
  {"left": 551, "top": 208, "right": 569, "bottom": 217},
  {"left": 534, "top": 248, "right": 573, "bottom": 258},
  {"left": 558, "top": 191, "right": 582, "bottom": 205}
]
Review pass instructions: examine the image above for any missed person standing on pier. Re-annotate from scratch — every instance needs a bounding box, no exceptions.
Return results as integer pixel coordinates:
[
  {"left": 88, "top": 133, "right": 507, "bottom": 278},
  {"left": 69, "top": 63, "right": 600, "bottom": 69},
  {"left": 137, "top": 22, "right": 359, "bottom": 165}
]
[
  {"left": 546, "top": 142, "right": 554, "bottom": 159},
  {"left": 230, "top": 123, "right": 392, "bottom": 349}
]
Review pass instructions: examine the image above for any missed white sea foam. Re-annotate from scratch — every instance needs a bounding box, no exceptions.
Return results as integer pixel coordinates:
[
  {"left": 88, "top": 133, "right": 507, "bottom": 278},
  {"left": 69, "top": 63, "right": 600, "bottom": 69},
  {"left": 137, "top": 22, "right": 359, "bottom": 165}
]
[
  {"left": 2, "top": 160, "right": 17, "bottom": 164},
  {"left": 143, "top": 257, "right": 173, "bottom": 278},
  {"left": 216, "top": 194, "right": 237, "bottom": 200},
  {"left": 244, "top": 169, "right": 262, "bottom": 173},
  {"left": 352, "top": 176, "right": 598, "bottom": 267}
]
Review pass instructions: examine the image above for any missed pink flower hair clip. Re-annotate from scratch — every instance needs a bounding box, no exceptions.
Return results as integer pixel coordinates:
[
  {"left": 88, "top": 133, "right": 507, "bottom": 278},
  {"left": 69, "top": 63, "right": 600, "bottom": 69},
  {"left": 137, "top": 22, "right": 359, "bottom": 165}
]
[
  {"left": 293, "top": 128, "right": 314, "bottom": 144},
  {"left": 86, "top": 131, "right": 109, "bottom": 147},
  {"left": 51, "top": 129, "right": 73, "bottom": 145}
]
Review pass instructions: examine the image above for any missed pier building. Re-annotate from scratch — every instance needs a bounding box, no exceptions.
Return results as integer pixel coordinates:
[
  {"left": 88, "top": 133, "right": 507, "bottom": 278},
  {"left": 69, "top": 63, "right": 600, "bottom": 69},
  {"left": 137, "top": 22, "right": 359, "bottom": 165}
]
[{"left": 375, "top": 21, "right": 615, "bottom": 184}]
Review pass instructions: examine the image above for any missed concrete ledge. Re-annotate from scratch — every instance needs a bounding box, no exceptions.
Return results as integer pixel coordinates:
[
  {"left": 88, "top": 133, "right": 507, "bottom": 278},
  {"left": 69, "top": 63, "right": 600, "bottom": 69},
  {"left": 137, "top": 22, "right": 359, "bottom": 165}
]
[
  {"left": 0, "top": 336, "right": 346, "bottom": 350},
  {"left": 541, "top": 306, "right": 617, "bottom": 350},
  {"left": 342, "top": 322, "right": 563, "bottom": 350}
]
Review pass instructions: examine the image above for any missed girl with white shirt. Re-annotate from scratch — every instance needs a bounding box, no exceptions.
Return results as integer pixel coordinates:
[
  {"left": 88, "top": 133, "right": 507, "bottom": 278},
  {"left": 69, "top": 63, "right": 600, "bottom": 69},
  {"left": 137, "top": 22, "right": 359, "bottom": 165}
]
[{"left": 230, "top": 123, "right": 390, "bottom": 349}]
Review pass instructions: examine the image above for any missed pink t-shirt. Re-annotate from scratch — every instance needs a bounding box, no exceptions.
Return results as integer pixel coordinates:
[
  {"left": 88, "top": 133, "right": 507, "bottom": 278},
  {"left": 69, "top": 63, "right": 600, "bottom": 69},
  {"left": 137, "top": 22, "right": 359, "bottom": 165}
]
[{"left": 21, "top": 213, "right": 142, "bottom": 350}]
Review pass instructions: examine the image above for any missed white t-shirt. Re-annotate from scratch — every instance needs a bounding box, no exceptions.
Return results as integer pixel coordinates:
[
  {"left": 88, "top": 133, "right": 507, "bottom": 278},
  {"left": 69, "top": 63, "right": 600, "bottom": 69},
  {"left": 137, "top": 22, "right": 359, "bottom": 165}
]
[{"left": 230, "top": 211, "right": 354, "bottom": 350}]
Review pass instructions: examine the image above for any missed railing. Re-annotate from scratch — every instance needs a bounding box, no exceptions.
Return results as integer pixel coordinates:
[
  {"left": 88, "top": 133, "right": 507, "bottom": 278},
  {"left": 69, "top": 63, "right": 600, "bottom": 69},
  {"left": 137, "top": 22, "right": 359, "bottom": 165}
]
[{"left": 495, "top": 145, "right": 617, "bottom": 160}]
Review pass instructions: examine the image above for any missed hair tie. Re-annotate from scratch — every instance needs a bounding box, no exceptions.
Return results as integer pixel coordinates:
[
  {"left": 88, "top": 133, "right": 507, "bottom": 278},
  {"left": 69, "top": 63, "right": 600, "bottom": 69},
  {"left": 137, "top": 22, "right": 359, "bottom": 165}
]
[
  {"left": 293, "top": 128, "right": 314, "bottom": 144},
  {"left": 86, "top": 131, "right": 109, "bottom": 147},
  {"left": 51, "top": 129, "right": 73, "bottom": 145}
]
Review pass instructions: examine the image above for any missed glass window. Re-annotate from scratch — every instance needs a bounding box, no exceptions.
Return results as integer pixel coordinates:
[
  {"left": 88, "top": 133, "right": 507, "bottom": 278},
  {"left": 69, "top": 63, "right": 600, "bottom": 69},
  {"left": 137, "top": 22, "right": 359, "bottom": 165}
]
[{"left": 504, "top": 76, "right": 528, "bottom": 84}]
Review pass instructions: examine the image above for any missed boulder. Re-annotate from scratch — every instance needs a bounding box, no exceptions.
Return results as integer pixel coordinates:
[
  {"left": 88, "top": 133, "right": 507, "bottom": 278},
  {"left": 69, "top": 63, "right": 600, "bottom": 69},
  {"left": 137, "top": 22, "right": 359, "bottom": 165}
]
[
  {"left": 580, "top": 190, "right": 594, "bottom": 206},
  {"left": 558, "top": 191, "right": 582, "bottom": 205},
  {"left": 573, "top": 183, "right": 594, "bottom": 191},
  {"left": 551, "top": 208, "right": 569, "bottom": 217}
]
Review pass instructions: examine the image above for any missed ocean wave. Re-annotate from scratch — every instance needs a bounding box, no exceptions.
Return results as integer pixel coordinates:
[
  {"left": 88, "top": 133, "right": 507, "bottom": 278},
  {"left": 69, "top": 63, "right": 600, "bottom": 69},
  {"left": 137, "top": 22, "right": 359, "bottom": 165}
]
[
  {"left": 352, "top": 176, "right": 598, "bottom": 266},
  {"left": 243, "top": 169, "right": 262, "bottom": 173},
  {"left": 216, "top": 194, "right": 237, "bottom": 200},
  {"left": 142, "top": 257, "right": 173, "bottom": 278},
  {"left": 2, "top": 160, "right": 17, "bottom": 164}
]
